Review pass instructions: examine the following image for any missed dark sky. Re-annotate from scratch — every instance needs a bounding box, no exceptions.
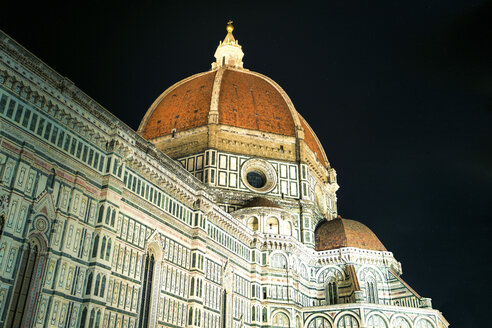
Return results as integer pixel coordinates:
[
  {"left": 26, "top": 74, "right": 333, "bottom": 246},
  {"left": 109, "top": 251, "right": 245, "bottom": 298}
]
[{"left": 3, "top": 0, "right": 491, "bottom": 325}]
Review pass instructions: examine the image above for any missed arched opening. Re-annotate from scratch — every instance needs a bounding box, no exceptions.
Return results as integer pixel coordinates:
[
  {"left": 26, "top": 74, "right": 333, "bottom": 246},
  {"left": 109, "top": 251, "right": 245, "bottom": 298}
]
[
  {"left": 272, "top": 312, "right": 290, "bottom": 328},
  {"left": 110, "top": 210, "right": 116, "bottom": 227},
  {"left": 367, "top": 314, "right": 387, "bottom": 328},
  {"left": 326, "top": 278, "right": 338, "bottom": 305},
  {"left": 105, "top": 208, "right": 111, "bottom": 224},
  {"left": 105, "top": 238, "right": 111, "bottom": 261},
  {"left": 100, "top": 237, "right": 106, "bottom": 259},
  {"left": 308, "top": 317, "right": 332, "bottom": 328},
  {"left": 79, "top": 307, "right": 87, "bottom": 328},
  {"left": 88, "top": 309, "right": 95, "bottom": 328},
  {"left": 91, "top": 234, "right": 99, "bottom": 258},
  {"left": 266, "top": 217, "right": 279, "bottom": 234},
  {"left": 95, "top": 310, "right": 101, "bottom": 327},
  {"left": 248, "top": 217, "right": 258, "bottom": 231},
  {"left": 85, "top": 272, "right": 93, "bottom": 295},
  {"left": 97, "top": 205, "right": 104, "bottom": 223},
  {"left": 47, "top": 168, "right": 56, "bottom": 189},
  {"left": 415, "top": 318, "right": 434, "bottom": 328},
  {"left": 391, "top": 317, "right": 411, "bottom": 328},
  {"left": 94, "top": 274, "right": 101, "bottom": 296},
  {"left": 100, "top": 276, "right": 106, "bottom": 297},
  {"left": 190, "top": 277, "right": 195, "bottom": 296},
  {"left": 296, "top": 315, "right": 302, "bottom": 328},
  {"left": 285, "top": 221, "right": 292, "bottom": 236},
  {"left": 188, "top": 307, "right": 193, "bottom": 325},
  {"left": 271, "top": 253, "right": 287, "bottom": 269},
  {"left": 366, "top": 275, "right": 378, "bottom": 304},
  {"left": 337, "top": 314, "right": 359, "bottom": 328},
  {"left": 5, "top": 239, "right": 44, "bottom": 327},
  {"left": 138, "top": 252, "right": 155, "bottom": 328},
  {"left": 300, "top": 264, "right": 309, "bottom": 280}
]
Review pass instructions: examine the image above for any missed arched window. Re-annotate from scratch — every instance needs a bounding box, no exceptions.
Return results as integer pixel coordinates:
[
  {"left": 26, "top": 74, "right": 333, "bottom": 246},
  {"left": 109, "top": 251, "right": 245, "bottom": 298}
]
[
  {"left": 248, "top": 217, "right": 258, "bottom": 231},
  {"left": 100, "top": 237, "right": 106, "bottom": 259},
  {"left": 300, "top": 264, "right": 309, "bottom": 280},
  {"left": 190, "top": 278, "right": 195, "bottom": 296},
  {"left": 105, "top": 208, "right": 111, "bottom": 224},
  {"left": 296, "top": 316, "right": 302, "bottom": 328},
  {"left": 5, "top": 241, "right": 42, "bottom": 328},
  {"left": 391, "top": 317, "right": 411, "bottom": 328},
  {"left": 252, "top": 306, "right": 256, "bottom": 321},
  {"left": 97, "top": 205, "right": 104, "bottom": 223},
  {"left": 100, "top": 276, "right": 106, "bottom": 298},
  {"left": 110, "top": 210, "right": 116, "bottom": 227},
  {"left": 367, "top": 314, "right": 387, "bottom": 328},
  {"left": 266, "top": 217, "right": 279, "bottom": 234},
  {"left": 285, "top": 221, "right": 292, "bottom": 236},
  {"left": 105, "top": 239, "right": 111, "bottom": 261},
  {"left": 337, "top": 314, "right": 359, "bottom": 328},
  {"left": 94, "top": 274, "right": 101, "bottom": 296},
  {"left": 47, "top": 168, "right": 56, "bottom": 189},
  {"left": 195, "top": 307, "right": 201, "bottom": 326},
  {"left": 88, "top": 309, "right": 95, "bottom": 328},
  {"left": 415, "top": 318, "right": 434, "bottom": 328},
  {"left": 262, "top": 307, "right": 267, "bottom": 322},
  {"left": 272, "top": 312, "right": 290, "bottom": 328},
  {"left": 79, "top": 307, "right": 87, "bottom": 328},
  {"left": 366, "top": 276, "right": 378, "bottom": 303},
  {"left": 308, "top": 317, "right": 332, "bottom": 328},
  {"left": 326, "top": 278, "right": 338, "bottom": 305},
  {"left": 188, "top": 308, "right": 193, "bottom": 325},
  {"left": 91, "top": 235, "right": 99, "bottom": 258},
  {"left": 138, "top": 252, "right": 155, "bottom": 328},
  {"left": 95, "top": 310, "right": 101, "bottom": 327},
  {"left": 85, "top": 272, "right": 93, "bottom": 295},
  {"left": 271, "top": 253, "right": 287, "bottom": 269}
]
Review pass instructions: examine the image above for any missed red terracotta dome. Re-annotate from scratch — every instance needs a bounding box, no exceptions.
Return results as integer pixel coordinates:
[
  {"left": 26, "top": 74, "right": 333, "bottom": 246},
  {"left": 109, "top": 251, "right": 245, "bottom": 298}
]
[
  {"left": 140, "top": 71, "right": 216, "bottom": 140},
  {"left": 315, "top": 217, "right": 387, "bottom": 252},
  {"left": 217, "top": 69, "right": 296, "bottom": 136},
  {"left": 138, "top": 67, "right": 328, "bottom": 166},
  {"left": 140, "top": 68, "right": 297, "bottom": 139}
]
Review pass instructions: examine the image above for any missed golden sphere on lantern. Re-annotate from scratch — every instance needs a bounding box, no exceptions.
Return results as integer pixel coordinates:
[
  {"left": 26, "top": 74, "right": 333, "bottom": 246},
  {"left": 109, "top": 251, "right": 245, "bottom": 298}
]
[{"left": 226, "top": 20, "right": 234, "bottom": 33}]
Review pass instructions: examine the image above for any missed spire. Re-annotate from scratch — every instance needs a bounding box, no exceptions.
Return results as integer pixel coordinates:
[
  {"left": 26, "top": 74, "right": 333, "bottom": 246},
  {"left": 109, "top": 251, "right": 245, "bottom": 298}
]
[{"left": 212, "top": 21, "right": 244, "bottom": 69}]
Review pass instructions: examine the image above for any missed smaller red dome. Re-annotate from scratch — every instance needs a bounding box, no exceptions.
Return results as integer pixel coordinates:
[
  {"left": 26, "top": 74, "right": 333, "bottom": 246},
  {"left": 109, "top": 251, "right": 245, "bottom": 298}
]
[{"left": 315, "top": 217, "right": 386, "bottom": 252}]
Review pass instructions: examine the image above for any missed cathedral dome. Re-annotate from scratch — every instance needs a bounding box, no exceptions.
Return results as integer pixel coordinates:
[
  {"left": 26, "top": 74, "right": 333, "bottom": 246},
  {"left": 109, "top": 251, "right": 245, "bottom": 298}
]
[
  {"left": 315, "top": 217, "right": 387, "bottom": 252},
  {"left": 139, "top": 68, "right": 297, "bottom": 139},
  {"left": 137, "top": 23, "right": 329, "bottom": 169}
]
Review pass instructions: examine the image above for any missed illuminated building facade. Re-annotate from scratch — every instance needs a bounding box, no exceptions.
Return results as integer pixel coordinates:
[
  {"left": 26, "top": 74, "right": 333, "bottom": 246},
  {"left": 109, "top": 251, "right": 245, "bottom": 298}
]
[{"left": 0, "top": 23, "right": 448, "bottom": 328}]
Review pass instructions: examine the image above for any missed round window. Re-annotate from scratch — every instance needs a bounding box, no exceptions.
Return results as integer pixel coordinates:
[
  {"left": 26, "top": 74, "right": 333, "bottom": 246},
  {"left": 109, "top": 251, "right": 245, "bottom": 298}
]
[
  {"left": 246, "top": 170, "right": 266, "bottom": 188},
  {"left": 241, "top": 159, "right": 277, "bottom": 193}
]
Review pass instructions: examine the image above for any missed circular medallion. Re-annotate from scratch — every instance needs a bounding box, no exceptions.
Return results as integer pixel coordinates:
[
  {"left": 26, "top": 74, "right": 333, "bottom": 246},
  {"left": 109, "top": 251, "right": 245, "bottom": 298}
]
[
  {"left": 241, "top": 159, "right": 277, "bottom": 193},
  {"left": 35, "top": 217, "right": 48, "bottom": 232}
]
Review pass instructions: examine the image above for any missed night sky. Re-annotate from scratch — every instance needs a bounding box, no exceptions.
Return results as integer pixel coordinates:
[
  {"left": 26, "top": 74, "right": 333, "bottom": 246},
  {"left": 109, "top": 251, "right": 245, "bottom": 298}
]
[{"left": 3, "top": 0, "right": 491, "bottom": 325}]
